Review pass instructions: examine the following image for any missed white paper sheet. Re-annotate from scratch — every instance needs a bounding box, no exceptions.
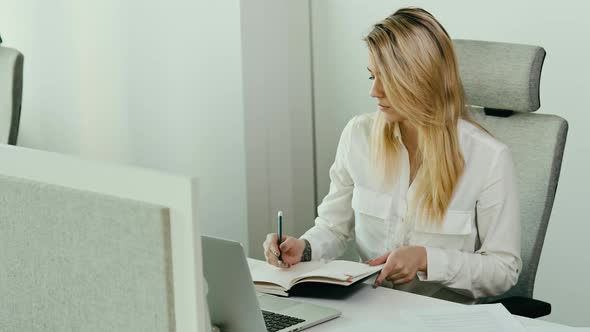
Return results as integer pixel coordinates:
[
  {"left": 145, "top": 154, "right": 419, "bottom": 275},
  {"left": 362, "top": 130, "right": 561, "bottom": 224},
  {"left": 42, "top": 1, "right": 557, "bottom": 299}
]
[
  {"left": 330, "top": 319, "right": 411, "bottom": 331},
  {"left": 400, "top": 303, "right": 527, "bottom": 332},
  {"left": 527, "top": 326, "right": 590, "bottom": 332}
]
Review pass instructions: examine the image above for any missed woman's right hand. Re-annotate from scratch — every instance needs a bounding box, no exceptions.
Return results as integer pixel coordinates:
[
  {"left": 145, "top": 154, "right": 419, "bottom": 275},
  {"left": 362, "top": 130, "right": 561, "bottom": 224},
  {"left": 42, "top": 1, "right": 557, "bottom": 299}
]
[{"left": 263, "top": 233, "right": 306, "bottom": 267}]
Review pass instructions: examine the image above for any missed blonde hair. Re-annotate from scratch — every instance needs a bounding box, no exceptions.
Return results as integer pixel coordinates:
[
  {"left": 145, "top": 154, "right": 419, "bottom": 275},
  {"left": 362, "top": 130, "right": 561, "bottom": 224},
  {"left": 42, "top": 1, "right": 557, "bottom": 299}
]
[{"left": 364, "top": 7, "right": 481, "bottom": 223}]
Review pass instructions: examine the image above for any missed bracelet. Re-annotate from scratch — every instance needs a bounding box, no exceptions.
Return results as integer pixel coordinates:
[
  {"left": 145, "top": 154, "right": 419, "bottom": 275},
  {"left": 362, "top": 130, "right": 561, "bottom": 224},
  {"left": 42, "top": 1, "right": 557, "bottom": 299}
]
[{"left": 301, "top": 239, "right": 312, "bottom": 262}]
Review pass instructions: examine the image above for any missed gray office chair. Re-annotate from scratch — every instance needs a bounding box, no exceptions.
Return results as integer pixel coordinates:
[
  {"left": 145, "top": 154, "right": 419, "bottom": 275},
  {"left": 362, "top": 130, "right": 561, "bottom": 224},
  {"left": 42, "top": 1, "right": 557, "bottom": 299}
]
[
  {"left": 0, "top": 34, "right": 24, "bottom": 145},
  {"left": 453, "top": 39, "right": 568, "bottom": 318}
]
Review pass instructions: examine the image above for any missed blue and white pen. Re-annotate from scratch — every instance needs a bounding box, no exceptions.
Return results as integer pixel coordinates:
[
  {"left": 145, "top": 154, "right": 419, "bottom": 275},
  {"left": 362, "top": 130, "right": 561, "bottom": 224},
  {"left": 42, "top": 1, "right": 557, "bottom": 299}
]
[{"left": 277, "top": 211, "right": 283, "bottom": 263}]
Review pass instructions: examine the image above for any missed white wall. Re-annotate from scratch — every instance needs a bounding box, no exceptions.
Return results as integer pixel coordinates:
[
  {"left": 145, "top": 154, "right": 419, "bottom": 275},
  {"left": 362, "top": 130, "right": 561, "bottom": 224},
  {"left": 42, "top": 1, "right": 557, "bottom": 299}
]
[
  {"left": 0, "top": 0, "right": 249, "bottom": 247},
  {"left": 310, "top": 0, "right": 590, "bottom": 326},
  {"left": 242, "top": 0, "right": 317, "bottom": 259}
]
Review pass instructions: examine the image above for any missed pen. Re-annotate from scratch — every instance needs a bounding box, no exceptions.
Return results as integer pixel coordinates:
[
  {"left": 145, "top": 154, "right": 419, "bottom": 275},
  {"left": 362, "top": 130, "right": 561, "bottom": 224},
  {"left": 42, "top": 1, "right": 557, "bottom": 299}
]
[{"left": 277, "top": 211, "right": 283, "bottom": 263}]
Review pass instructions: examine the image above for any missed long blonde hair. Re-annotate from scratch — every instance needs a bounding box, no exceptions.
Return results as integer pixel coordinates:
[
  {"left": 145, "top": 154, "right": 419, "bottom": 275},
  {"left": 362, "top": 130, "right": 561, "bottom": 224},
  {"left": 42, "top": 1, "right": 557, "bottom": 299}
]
[{"left": 364, "top": 7, "right": 478, "bottom": 223}]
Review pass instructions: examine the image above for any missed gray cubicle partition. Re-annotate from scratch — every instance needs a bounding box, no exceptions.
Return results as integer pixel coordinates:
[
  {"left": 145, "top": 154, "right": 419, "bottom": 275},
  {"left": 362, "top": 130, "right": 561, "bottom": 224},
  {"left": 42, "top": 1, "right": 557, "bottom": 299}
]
[{"left": 0, "top": 174, "right": 176, "bottom": 331}]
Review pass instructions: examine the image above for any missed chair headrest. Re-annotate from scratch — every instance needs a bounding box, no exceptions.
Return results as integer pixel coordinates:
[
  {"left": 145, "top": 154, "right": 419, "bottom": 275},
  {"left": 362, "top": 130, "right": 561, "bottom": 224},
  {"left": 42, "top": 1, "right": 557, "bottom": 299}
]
[{"left": 453, "top": 39, "right": 546, "bottom": 113}]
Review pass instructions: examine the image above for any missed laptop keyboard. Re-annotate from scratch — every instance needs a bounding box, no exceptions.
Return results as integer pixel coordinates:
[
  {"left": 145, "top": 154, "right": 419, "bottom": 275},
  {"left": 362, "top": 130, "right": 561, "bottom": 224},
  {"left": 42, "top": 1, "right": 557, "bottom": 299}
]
[{"left": 262, "top": 310, "right": 306, "bottom": 332}]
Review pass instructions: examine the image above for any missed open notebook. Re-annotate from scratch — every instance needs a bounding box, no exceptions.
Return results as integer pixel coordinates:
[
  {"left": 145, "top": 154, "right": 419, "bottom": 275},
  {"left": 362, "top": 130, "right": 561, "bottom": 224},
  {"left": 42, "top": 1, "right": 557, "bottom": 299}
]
[{"left": 247, "top": 258, "right": 383, "bottom": 297}]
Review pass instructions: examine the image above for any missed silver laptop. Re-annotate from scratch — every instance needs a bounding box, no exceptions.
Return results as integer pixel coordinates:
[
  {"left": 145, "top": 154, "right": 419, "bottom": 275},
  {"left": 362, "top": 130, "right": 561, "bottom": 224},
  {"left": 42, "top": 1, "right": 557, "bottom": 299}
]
[{"left": 202, "top": 236, "right": 341, "bottom": 332}]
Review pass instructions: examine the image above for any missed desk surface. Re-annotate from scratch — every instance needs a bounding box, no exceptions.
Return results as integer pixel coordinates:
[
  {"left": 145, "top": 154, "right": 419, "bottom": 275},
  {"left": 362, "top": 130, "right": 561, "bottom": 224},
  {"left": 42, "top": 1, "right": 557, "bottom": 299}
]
[{"left": 291, "top": 284, "right": 575, "bottom": 331}]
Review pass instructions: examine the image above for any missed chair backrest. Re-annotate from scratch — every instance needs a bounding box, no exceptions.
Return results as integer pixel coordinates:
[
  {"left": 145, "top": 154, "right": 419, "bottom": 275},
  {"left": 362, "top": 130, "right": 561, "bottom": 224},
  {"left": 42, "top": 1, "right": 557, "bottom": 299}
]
[
  {"left": 453, "top": 39, "right": 568, "bottom": 300},
  {"left": 0, "top": 35, "right": 24, "bottom": 145}
]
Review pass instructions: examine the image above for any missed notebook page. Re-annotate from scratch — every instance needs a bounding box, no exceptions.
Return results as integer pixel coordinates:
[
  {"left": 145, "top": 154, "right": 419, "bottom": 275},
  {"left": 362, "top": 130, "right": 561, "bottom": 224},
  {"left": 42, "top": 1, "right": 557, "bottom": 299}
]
[
  {"left": 401, "top": 303, "right": 527, "bottom": 332},
  {"left": 247, "top": 258, "right": 324, "bottom": 290}
]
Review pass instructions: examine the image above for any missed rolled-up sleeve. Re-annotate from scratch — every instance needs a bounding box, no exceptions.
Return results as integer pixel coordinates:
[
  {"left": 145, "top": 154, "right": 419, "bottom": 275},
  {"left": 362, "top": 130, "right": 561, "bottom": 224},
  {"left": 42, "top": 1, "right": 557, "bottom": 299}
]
[
  {"left": 300, "top": 119, "right": 356, "bottom": 261},
  {"left": 418, "top": 147, "right": 522, "bottom": 299}
]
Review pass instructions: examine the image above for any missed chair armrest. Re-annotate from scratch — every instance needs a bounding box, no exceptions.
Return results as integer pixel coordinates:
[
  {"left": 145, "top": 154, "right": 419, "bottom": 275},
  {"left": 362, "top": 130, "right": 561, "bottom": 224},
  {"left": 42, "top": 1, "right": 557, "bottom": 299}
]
[{"left": 490, "top": 296, "right": 551, "bottom": 318}]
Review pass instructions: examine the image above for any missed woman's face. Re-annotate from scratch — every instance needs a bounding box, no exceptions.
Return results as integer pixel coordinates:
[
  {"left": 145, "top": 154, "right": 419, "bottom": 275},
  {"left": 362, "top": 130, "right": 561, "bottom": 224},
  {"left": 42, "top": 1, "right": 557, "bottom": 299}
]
[{"left": 368, "top": 55, "right": 405, "bottom": 123}]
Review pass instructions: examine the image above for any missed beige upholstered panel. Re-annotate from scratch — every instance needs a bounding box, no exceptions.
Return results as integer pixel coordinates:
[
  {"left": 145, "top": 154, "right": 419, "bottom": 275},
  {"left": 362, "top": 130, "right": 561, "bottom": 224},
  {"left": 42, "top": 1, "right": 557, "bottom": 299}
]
[
  {"left": 0, "top": 174, "right": 175, "bottom": 332},
  {"left": 454, "top": 39, "right": 545, "bottom": 113}
]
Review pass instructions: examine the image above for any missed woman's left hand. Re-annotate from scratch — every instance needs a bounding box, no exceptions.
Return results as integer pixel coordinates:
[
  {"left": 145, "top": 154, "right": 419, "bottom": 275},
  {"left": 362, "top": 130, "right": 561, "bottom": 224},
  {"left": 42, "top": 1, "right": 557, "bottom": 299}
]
[{"left": 367, "top": 246, "right": 427, "bottom": 287}]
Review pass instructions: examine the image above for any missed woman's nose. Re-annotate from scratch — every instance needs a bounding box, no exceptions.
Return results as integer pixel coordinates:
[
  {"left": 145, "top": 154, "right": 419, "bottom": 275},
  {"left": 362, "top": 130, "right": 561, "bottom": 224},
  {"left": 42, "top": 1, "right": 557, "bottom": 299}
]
[{"left": 370, "top": 78, "right": 384, "bottom": 98}]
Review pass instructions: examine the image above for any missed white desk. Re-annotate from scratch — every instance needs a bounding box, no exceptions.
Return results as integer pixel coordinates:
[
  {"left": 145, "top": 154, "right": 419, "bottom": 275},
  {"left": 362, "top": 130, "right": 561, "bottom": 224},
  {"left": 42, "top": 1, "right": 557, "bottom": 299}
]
[{"left": 292, "top": 284, "right": 579, "bottom": 331}]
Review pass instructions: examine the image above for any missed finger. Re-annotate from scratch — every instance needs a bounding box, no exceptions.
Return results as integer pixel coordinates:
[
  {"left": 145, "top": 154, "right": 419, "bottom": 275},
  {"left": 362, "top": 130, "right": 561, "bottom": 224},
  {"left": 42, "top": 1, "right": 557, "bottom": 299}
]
[
  {"left": 271, "top": 246, "right": 280, "bottom": 257},
  {"left": 264, "top": 248, "right": 278, "bottom": 262},
  {"left": 273, "top": 234, "right": 287, "bottom": 244},
  {"left": 271, "top": 256, "right": 290, "bottom": 268},
  {"left": 393, "top": 275, "right": 415, "bottom": 284},
  {"left": 274, "top": 234, "right": 289, "bottom": 251},
  {"left": 277, "top": 235, "right": 288, "bottom": 253},
  {"left": 374, "top": 262, "right": 394, "bottom": 287},
  {"left": 264, "top": 241, "right": 279, "bottom": 257},
  {"left": 282, "top": 255, "right": 299, "bottom": 266},
  {"left": 369, "top": 252, "right": 389, "bottom": 265},
  {"left": 266, "top": 234, "right": 281, "bottom": 257},
  {"left": 373, "top": 271, "right": 387, "bottom": 288},
  {"left": 274, "top": 260, "right": 290, "bottom": 268},
  {"left": 265, "top": 245, "right": 291, "bottom": 268},
  {"left": 367, "top": 252, "right": 389, "bottom": 266},
  {"left": 279, "top": 237, "right": 296, "bottom": 252},
  {"left": 374, "top": 252, "right": 402, "bottom": 287},
  {"left": 386, "top": 271, "right": 407, "bottom": 282},
  {"left": 389, "top": 262, "right": 403, "bottom": 275},
  {"left": 266, "top": 233, "right": 278, "bottom": 243},
  {"left": 264, "top": 246, "right": 278, "bottom": 263},
  {"left": 269, "top": 234, "right": 281, "bottom": 257},
  {"left": 266, "top": 253, "right": 280, "bottom": 267}
]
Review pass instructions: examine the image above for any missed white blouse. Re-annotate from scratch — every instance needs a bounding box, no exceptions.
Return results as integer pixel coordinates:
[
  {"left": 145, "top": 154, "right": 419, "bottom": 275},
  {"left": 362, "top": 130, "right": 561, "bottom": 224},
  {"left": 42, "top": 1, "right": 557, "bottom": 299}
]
[{"left": 300, "top": 112, "right": 521, "bottom": 302}]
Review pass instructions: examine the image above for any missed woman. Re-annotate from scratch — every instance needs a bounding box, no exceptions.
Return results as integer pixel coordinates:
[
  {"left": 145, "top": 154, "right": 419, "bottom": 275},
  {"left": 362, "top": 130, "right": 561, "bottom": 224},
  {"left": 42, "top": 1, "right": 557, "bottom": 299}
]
[{"left": 263, "top": 7, "right": 521, "bottom": 303}]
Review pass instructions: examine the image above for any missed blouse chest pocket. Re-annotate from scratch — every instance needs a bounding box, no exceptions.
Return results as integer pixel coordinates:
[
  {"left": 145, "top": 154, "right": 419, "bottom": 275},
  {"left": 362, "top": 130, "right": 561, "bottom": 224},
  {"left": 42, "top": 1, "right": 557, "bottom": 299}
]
[
  {"left": 410, "top": 210, "right": 473, "bottom": 250},
  {"left": 351, "top": 185, "right": 392, "bottom": 220}
]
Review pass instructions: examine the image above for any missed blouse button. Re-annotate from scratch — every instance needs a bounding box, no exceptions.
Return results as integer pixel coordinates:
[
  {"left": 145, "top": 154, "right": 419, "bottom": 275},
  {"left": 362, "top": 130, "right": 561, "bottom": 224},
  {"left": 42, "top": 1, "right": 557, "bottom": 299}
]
[{"left": 399, "top": 199, "right": 408, "bottom": 216}]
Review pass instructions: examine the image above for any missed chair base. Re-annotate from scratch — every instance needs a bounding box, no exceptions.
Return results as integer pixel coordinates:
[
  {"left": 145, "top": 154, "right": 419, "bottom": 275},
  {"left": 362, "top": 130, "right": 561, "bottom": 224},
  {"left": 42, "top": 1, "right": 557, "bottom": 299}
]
[{"left": 490, "top": 296, "right": 551, "bottom": 318}]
